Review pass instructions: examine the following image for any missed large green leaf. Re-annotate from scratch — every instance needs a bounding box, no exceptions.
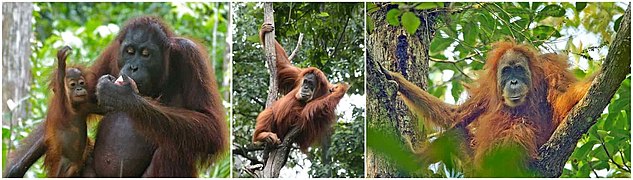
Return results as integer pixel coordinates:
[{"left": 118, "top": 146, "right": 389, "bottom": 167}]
[
  {"left": 401, "top": 12, "right": 421, "bottom": 35},
  {"left": 386, "top": 8, "right": 402, "bottom": 26},
  {"left": 537, "top": 4, "right": 566, "bottom": 20}
]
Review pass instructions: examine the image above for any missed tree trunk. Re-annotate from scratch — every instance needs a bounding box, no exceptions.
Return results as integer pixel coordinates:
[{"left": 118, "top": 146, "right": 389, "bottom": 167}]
[
  {"left": 222, "top": 2, "right": 232, "bottom": 100},
  {"left": 263, "top": 2, "right": 278, "bottom": 107},
  {"left": 366, "top": 3, "right": 438, "bottom": 177},
  {"left": 258, "top": 3, "right": 295, "bottom": 178},
  {"left": 2, "top": 2, "right": 33, "bottom": 145}
]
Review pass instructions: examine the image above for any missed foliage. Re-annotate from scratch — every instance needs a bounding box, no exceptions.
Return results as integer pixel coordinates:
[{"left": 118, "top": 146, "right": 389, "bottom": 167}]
[
  {"left": 2, "top": 2, "right": 230, "bottom": 178},
  {"left": 231, "top": 2, "right": 365, "bottom": 178},
  {"left": 367, "top": 2, "right": 630, "bottom": 177}
]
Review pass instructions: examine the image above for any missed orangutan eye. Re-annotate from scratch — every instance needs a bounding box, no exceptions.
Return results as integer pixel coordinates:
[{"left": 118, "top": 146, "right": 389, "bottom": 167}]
[
  {"left": 502, "top": 67, "right": 511, "bottom": 74},
  {"left": 141, "top": 49, "right": 150, "bottom": 57},
  {"left": 127, "top": 47, "right": 135, "bottom": 54}
]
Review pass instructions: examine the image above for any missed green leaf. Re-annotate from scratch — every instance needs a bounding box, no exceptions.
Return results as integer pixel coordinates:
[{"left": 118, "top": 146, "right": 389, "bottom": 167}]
[
  {"left": 430, "top": 37, "right": 453, "bottom": 55},
  {"left": 574, "top": 142, "right": 594, "bottom": 158},
  {"left": 575, "top": 2, "right": 587, "bottom": 12},
  {"left": 415, "top": 2, "right": 443, "bottom": 10},
  {"left": 576, "top": 161, "right": 591, "bottom": 177},
  {"left": 532, "top": 25, "right": 561, "bottom": 40},
  {"left": 317, "top": 12, "right": 330, "bottom": 17},
  {"left": 532, "top": 2, "right": 544, "bottom": 10},
  {"left": 593, "top": 160, "right": 609, "bottom": 170},
  {"left": 451, "top": 80, "right": 463, "bottom": 103},
  {"left": 2, "top": 126, "right": 10, "bottom": 142},
  {"left": 246, "top": 35, "right": 259, "bottom": 43},
  {"left": 401, "top": 12, "right": 421, "bottom": 35},
  {"left": 367, "top": 15, "right": 375, "bottom": 33},
  {"left": 539, "top": 4, "right": 566, "bottom": 18},
  {"left": 386, "top": 9, "right": 402, "bottom": 26},
  {"left": 367, "top": 3, "right": 380, "bottom": 14},
  {"left": 614, "top": 15, "right": 623, "bottom": 32},
  {"left": 432, "top": 85, "right": 447, "bottom": 98},
  {"left": 463, "top": 22, "right": 478, "bottom": 46},
  {"left": 454, "top": 44, "right": 469, "bottom": 59},
  {"left": 477, "top": 13, "right": 494, "bottom": 33},
  {"left": 625, "top": 146, "right": 631, "bottom": 162},
  {"left": 597, "top": 129, "right": 609, "bottom": 138},
  {"left": 366, "top": 127, "right": 419, "bottom": 174}
]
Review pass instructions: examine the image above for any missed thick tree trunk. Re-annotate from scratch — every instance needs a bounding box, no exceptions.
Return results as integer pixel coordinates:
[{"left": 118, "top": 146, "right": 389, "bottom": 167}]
[
  {"left": 2, "top": 2, "right": 33, "bottom": 148},
  {"left": 366, "top": 3, "right": 438, "bottom": 177}
]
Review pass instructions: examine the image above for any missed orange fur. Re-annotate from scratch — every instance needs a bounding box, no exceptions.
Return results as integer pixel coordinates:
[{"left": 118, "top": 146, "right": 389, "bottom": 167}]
[
  {"left": 253, "top": 24, "right": 349, "bottom": 151},
  {"left": 43, "top": 47, "right": 97, "bottom": 177},
  {"left": 390, "top": 41, "right": 594, "bottom": 173}
]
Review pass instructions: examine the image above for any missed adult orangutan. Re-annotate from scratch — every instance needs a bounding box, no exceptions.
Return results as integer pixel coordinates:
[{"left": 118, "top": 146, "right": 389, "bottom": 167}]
[
  {"left": 4, "top": 16, "right": 227, "bottom": 177},
  {"left": 252, "top": 23, "right": 349, "bottom": 152},
  {"left": 383, "top": 41, "right": 595, "bottom": 176}
]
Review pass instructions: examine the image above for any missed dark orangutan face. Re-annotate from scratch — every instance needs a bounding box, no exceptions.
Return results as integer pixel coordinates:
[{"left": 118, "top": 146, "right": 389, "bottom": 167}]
[
  {"left": 497, "top": 50, "right": 532, "bottom": 107},
  {"left": 296, "top": 73, "right": 317, "bottom": 102},
  {"left": 118, "top": 27, "right": 166, "bottom": 95},
  {"left": 66, "top": 68, "right": 88, "bottom": 104}
]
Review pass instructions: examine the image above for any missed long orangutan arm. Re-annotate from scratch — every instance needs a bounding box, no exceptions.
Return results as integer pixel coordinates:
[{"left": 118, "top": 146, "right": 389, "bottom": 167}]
[
  {"left": 386, "top": 71, "right": 458, "bottom": 129},
  {"left": 135, "top": 99, "right": 223, "bottom": 153},
  {"left": 300, "top": 83, "right": 350, "bottom": 124},
  {"left": 552, "top": 78, "right": 594, "bottom": 126},
  {"left": 259, "top": 23, "right": 302, "bottom": 94},
  {"left": 540, "top": 54, "right": 598, "bottom": 126},
  {"left": 96, "top": 80, "right": 224, "bottom": 155}
]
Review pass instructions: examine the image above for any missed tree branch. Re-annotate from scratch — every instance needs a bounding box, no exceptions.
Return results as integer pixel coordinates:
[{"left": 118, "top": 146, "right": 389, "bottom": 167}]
[
  {"left": 619, "top": 150, "right": 631, "bottom": 171},
  {"left": 532, "top": 4, "right": 631, "bottom": 177},
  {"left": 598, "top": 139, "right": 630, "bottom": 172},
  {"left": 260, "top": 126, "right": 302, "bottom": 178},
  {"left": 287, "top": 33, "right": 304, "bottom": 61},
  {"left": 233, "top": 144, "right": 264, "bottom": 165},
  {"left": 429, "top": 56, "right": 475, "bottom": 80}
]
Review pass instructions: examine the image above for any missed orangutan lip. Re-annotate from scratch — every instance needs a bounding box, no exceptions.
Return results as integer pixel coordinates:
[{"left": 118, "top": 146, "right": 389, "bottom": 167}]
[{"left": 508, "top": 96, "right": 522, "bottom": 100}]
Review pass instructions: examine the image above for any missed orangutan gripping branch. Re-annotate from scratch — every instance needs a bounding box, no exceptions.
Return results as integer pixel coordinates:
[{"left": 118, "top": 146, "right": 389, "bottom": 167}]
[{"left": 253, "top": 23, "right": 350, "bottom": 152}]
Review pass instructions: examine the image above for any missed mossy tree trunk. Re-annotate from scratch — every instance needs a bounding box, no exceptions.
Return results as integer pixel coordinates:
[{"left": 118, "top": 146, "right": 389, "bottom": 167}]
[{"left": 366, "top": 3, "right": 439, "bottom": 177}]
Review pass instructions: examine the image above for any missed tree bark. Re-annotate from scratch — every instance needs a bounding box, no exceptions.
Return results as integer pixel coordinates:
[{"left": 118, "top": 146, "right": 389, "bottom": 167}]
[
  {"left": 258, "top": 3, "right": 295, "bottom": 178},
  {"left": 222, "top": 2, "right": 232, "bottom": 100},
  {"left": 263, "top": 2, "right": 278, "bottom": 107},
  {"left": 2, "top": 2, "right": 33, "bottom": 151},
  {"left": 261, "top": 126, "right": 300, "bottom": 178},
  {"left": 366, "top": 3, "right": 438, "bottom": 177},
  {"left": 532, "top": 4, "right": 631, "bottom": 177}
]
